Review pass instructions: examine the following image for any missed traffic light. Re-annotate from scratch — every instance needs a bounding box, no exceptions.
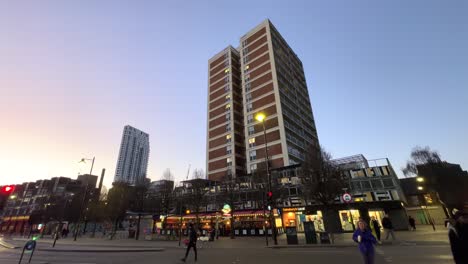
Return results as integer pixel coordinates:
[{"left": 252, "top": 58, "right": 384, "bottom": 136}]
[
  {"left": 266, "top": 191, "right": 273, "bottom": 208},
  {"left": 1, "top": 185, "right": 15, "bottom": 195}
]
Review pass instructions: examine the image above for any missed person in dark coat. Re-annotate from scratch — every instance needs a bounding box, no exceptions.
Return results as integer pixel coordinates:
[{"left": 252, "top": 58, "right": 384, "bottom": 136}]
[
  {"left": 181, "top": 223, "right": 197, "bottom": 262},
  {"left": 370, "top": 217, "right": 381, "bottom": 241},
  {"left": 408, "top": 216, "right": 416, "bottom": 231},
  {"left": 382, "top": 214, "right": 396, "bottom": 240},
  {"left": 353, "top": 220, "right": 377, "bottom": 264},
  {"left": 449, "top": 209, "right": 468, "bottom": 264}
]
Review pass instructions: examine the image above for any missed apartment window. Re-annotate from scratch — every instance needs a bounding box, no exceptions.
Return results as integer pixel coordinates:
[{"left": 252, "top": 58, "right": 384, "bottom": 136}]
[
  {"left": 226, "top": 123, "right": 231, "bottom": 132},
  {"left": 247, "top": 114, "right": 254, "bottom": 124},
  {"left": 249, "top": 150, "right": 257, "bottom": 161},
  {"left": 224, "top": 76, "right": 230, "bottom": 83},
  {"left": 243, "top": 47, "right": 249, "bottom": 55},
  {"left": 226, "top": 113, "right": 231, "bottom": 121},
  {"left": 225, "top": 68, "right": 230, "bottom": 73},
  {"left": 224, "top": 53, "right": 228, "bottom": 59},
  {"left": 245, "top": 75, "right": 250, "bottom": 82},
  {"left": 246, "top": 103, "right": 253, "bottom": 112},
  {"left": 248, "top": 126, "right": 255, "bottom": 135},
  {"left": 250, "top": 163, "right": 257, "bottom": 172},
  {"left": 224, "top": 60, "right": 229, "bottom": 67},
  {"left": 246, "top": 93, "right": 252, "bottom": 102},
  {"left": 226, "top": 145, "right": 232, "bottom": 155},
  {"left": 243, "top": 56, "right": 249, "bottom": 64},
  {"left": 248, "top": 137, "right": 255, "bottom": 148},
  {"left": 226, "top": 134, "right": 232, "bottom": 143},
  {"left": 225, "top": 94, "right": 231, "bottom": 102},
  {"left": 242, "top": 39, "right": 248, "bottom": 47},
  {"left": 245, "top": 82, "right": 251, "bottom": 92},
  {"left": 225, "top": 104, "right": 231, "bottom": 111},
  {"left": 227, "top": 157, "right": 232, "bottom": 167}
]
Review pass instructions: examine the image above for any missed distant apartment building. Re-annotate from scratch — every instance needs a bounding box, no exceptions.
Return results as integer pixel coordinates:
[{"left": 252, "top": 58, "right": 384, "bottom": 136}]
[
  {"left": 114, "top": 125, "right": 150, "bottom": 185},
  {"left": 207, "top": 19, "right": 320, "bottom": 181}
]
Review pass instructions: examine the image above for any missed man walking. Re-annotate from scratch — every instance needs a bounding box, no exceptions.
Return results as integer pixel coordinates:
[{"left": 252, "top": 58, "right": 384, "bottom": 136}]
[
  {"left": 448, "top": 209, "right": 468, "bottom": 264},
  {"left": 382, "top": 214, "right": 396, "bottom": 240},
  {"left": 370, "top": 216, "right": 381, "bottom": 242},
  {"left": 181, "top": 223, "right": 197, "bottom": 262},
  {"left": 408, "top": 216, "right": 416, "bottom": 231}
]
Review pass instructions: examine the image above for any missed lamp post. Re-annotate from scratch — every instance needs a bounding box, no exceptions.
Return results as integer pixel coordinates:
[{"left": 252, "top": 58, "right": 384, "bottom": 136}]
[
  {"left": 416, "top": 177, "right": 436, "bottom": 231},
  {"left": 255, "top": 112, "right": 278, "bottom": 245},
  {"left": 79, "top": 157, "right": 95, "bottom": 175},
  {"left": 74, "top": 157, "right": 95, "bottom": 241}
]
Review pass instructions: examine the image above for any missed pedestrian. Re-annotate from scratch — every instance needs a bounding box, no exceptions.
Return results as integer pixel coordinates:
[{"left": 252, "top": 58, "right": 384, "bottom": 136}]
[
  {"left": 382, "top": 214, "right": 396, "bottom": 240},
  {"left": 353, "top": 220, "right": 377, "bottom": 264},
  {"left": 408, "top": 216, "right": 416, "bottom": 231},
  {"left": 370, "top": 216, "right": 381, "bottom": 242},
  {"left": 61, "top": 228, "right": 67, "bottom": 238},
  {"left": 448, "top": 209, "right": 468, "bottom": 264},
  {"left": 181, "top": 223, "right": 197, "bottom": 262}
]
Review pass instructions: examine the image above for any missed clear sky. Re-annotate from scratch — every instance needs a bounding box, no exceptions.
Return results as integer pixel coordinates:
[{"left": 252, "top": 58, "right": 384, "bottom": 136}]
[{"left": 1, "top": 0, "right": 467, "bottom": 189}]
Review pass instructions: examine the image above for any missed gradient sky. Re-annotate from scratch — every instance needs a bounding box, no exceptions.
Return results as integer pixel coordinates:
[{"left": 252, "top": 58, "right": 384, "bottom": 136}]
[{"left": 1, "top": 0, "right": 467, "bottom": 189}]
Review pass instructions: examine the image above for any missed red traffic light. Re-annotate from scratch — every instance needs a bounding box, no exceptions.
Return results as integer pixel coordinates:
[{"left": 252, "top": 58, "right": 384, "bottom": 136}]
[
  {"left": 1, "top": 185, "right": 15, "bottom": 194},
  {"left": 267, "top": 191, "right": 273, "bottom": 198}
]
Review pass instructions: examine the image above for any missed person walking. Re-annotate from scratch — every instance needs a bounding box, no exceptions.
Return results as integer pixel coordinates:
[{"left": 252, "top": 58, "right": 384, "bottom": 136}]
[
  {"left": 408, "top": 216, "right": 416, "bottom": 231},
  {"left": 370, "top": 217, "right": 381, "bottom": 242},
  {"left": 382, "top": 214, "right": 396, "bottom": 240},
  {"left": 181, "top": 223, "right": 197, "bottom": 262},
  {"left": 353, "top": 220, "right": 377, "bottom": 264},
  {"left": 448, "top": 209, "right": 468, "bottom": 264}
]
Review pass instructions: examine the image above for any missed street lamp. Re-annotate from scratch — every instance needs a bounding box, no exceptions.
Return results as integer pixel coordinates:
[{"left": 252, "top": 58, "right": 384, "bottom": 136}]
[
  {"left": 416, "top": 177, "right": 435, "bottom": 231},
  {"left": 79, "top": 157, "right": 95, "bottom": 175},
  {"left": 255, "top": 112, "right": 277, "bottom": 245}
]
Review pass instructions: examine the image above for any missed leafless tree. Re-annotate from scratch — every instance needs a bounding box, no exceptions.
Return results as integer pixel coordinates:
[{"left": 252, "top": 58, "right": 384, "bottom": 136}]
[
  {"left": 162, "top": 168, "right": 175, "bottom": 181},
  {"left": 402, "top": 146, "right": 442, "bottom": 177}
]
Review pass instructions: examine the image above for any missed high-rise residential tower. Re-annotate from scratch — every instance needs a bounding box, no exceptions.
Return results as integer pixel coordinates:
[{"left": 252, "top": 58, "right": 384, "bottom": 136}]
[
  {"left": 207, "top": 19, "right": 320, "bottom": 181},
  {"left": 114, "top": 125, "right": 150, "bottom": 185}
]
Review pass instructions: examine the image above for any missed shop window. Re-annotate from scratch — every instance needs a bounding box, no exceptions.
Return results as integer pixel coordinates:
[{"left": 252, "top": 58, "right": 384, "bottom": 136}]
[
  {"left": 339, "top": 210, "right": 360, "bottom": 231},
  {"left": 305, "top": 211, "right": 325, "bottom": 232}
]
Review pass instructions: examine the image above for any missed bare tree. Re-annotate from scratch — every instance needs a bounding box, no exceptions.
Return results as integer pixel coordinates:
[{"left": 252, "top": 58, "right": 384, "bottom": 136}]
[
  {"left": 219, "top": 172, "right": 240, "bottom": 239},
  {"left": 192, "top": 169, "right": 205, "bottom": 179},
  {"left": 402, "top": 146, "right": 442, "bottom": 177},
  {"left": 184, "top": 178, "right": 210, "bottom": 227},
  {"left": 302, "top": 147, "right": 344, "bottom": 206}
]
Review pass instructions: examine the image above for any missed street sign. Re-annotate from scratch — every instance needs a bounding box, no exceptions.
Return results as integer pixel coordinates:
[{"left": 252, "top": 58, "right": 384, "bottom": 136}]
[{"left": 342, "top": 193, "right": 352, "bottom": 203}]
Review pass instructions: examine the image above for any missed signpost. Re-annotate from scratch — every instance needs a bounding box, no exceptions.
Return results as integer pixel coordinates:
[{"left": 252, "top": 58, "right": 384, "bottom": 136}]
[
  {"left": 18, "top": 240, "right": 36, "bottom": 264},
  {"left": 342, "top": 193, "right": 352, "bottom": 203}
]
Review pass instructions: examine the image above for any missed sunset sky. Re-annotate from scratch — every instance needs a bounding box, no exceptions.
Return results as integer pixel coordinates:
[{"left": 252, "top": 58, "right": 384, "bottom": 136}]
[{"left": 1, "top": 0, "right": 467, "bottom": 189}]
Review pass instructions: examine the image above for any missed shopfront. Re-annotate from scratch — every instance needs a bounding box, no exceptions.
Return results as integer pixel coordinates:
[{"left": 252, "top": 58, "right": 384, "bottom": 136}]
[{"left": 281, "top": 207, "right": 325, "bottom": 232}]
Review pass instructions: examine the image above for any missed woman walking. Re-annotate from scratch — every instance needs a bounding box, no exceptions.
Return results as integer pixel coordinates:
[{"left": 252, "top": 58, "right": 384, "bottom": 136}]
[{"left": 353, "top": 220, "right": 377, "bottom": 264}]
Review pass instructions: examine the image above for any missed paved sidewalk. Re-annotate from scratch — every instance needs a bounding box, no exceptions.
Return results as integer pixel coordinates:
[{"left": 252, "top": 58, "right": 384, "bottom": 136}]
[{"left": 3, "top": 224, "right": 449, "bottom": 252}]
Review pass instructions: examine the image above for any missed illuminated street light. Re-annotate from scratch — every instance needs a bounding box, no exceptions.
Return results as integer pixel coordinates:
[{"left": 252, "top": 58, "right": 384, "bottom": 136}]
[
  {"left": 255, "top": 112, "right": 266, "bottom": 122},
  {"left": 416, "top": 177, "right": 424, "bottom": 182},
  {"left": 417, "top": 186, "right": 424, "bottom": 191}
]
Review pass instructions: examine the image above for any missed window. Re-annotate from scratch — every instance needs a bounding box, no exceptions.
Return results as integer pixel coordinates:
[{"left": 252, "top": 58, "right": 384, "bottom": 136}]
[
  {"left": 225, "top": 94, "right": 231, "bottom": 102},
  {"left": 249, "top": 150, "right": 257, "bottom": 161},
  {"left": 226, "top": 145, "right": 232, "bottom": 155},
  {"left": 248, "top": 126, "right": 255, "bottom": 135},
  {"left": 225, "top": 104, "right": 231, "bottom": 111},
  {"left": 243, "top": 56, "right": 249, "bottom": 64},
  {"left": 247, "top": 114, "right": 254, "bottom": 124},
  {"left": 248, "top": 137, "right": 255, "bottom": 148},
  {"left": 226, "top": 113, "right": 231, "bottom": 121},
  {"left": 226, "top": 123, "right": 231, "bottom": 132},
  {"left": 246, "top": 93, "right": 252, "bottom": 102},
  {"left": 244, "top": 75, "right": 250, "bottom": 82},
  {"left": 226, "top": 134, "right": 232, "bottom": 143},
  {"left": 227, "top": 157, "right": 232, "bottom": 167},
  {"left": 224, "top": 53, "right": 228, "bottom": 59},
  {"left": 225, "top": 76, "right": 230, "bottom": 83},
  {"left": 224, "top": 84, "right": 230, "bottom": 92},
  {"left": 225, "top": 68, "right": 230, "bottom": 73},
  {"left": 242, "top": 39, "right": 248, "bottom": 47},
  {"left": 250, "top": 163, "right": 257, "bottom": 172},
  {"left": 224, "top": 60, "right": 229, "bottom": 67},
  {"left": 383, "top": 178, "right": 394, "bottom": 188},
  {"left": 245, "top": 82, "right": 251, "bottom": 92},
  {"left": 246, "top": 103, "right": 253, "bottom": 112},
  {"left": 243, "top": 47, "right": 249, "bottom": 55}
]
